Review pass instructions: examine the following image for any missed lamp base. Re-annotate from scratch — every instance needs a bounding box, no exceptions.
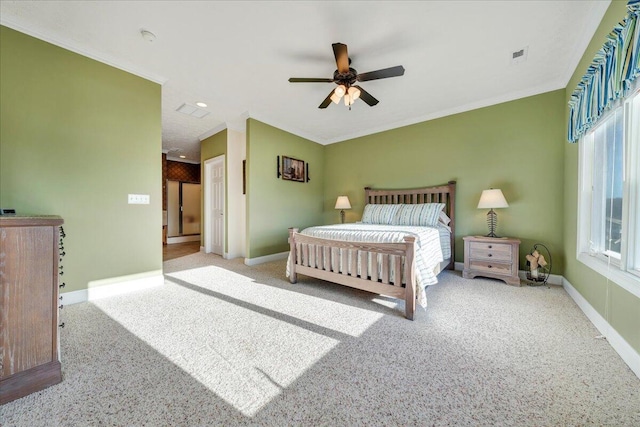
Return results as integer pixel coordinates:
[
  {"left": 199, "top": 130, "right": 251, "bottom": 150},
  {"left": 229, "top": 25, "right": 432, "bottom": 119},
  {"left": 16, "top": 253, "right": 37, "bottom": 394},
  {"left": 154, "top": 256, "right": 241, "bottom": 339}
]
[
  {"left": 486, "top": 209, "right": 499, "bottom": 238},
  {"left": 485, "top": 232, "right": 500, "bottom": 238},
  {"left": 340, "top": 210, "right": 345, "bottom": 224}
]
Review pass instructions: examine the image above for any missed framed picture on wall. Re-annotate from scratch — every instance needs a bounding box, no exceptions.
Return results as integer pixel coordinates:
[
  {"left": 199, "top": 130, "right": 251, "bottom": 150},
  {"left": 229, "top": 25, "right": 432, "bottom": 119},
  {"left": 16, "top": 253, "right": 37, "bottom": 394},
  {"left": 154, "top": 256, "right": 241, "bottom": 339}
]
[{"left": 282, "top": 156, "right": 305, "bottom": 182}]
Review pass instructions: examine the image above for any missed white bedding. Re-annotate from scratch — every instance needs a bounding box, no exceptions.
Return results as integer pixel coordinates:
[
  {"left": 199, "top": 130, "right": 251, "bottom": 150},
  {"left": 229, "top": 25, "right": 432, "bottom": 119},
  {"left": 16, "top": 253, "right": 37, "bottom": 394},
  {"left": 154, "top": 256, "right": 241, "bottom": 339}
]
[{"left": 287, "top": 223, "right": 451, "bottom": 307}]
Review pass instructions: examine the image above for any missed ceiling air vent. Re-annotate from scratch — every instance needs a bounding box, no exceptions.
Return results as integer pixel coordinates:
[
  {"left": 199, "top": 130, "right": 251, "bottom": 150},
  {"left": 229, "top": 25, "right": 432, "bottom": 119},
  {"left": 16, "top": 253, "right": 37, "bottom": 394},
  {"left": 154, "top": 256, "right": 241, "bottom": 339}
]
[
  {"left": 176, "top": 103, "right": 210, "bottom": 118},
  {"left": 510, "top": 46, "right": 529, "bottom": 65}
]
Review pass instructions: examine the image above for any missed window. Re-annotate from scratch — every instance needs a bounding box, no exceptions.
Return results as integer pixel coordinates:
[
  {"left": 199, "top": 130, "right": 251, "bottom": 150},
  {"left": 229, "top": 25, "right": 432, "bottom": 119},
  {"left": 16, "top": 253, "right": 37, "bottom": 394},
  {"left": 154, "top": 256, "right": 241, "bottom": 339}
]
[{"left": 578, "top": 86, "right": 640, "bottom": 298}]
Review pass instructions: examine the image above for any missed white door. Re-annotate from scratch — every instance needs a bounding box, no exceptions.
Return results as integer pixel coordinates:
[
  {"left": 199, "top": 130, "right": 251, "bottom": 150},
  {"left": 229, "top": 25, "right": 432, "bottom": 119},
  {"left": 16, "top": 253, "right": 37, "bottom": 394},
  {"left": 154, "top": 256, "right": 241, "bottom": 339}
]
[{"left": 205, "top": 156, "right": 225, "bottom": 255}]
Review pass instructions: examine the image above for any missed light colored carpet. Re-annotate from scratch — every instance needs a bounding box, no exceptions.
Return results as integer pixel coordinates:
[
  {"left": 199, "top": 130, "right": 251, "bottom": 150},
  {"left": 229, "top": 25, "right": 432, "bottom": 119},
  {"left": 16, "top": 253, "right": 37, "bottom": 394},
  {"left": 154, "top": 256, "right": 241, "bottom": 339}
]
[{"left": 2, "top": 251, "right": 639, "bottom": 426}]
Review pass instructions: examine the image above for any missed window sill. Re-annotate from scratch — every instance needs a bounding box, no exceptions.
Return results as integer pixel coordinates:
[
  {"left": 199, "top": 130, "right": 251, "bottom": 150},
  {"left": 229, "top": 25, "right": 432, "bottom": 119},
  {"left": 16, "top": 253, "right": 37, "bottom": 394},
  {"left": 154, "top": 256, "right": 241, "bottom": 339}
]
[{"left": 578, "top": 252, "right": 640, "bottom": 299}]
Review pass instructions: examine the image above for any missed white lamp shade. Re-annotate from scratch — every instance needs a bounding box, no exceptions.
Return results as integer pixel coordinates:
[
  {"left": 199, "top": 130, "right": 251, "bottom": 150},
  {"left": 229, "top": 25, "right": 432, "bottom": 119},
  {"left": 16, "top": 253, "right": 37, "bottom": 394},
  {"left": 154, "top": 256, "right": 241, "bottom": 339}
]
[
  {"left": 335, "top": 196, "right": 352, "bottom": 210},
  {"left": 477, "top": 189, "right": 509, "bottom": 209},
  {"left": 348, "top": 86, "right": 361, "bottom": 100}
]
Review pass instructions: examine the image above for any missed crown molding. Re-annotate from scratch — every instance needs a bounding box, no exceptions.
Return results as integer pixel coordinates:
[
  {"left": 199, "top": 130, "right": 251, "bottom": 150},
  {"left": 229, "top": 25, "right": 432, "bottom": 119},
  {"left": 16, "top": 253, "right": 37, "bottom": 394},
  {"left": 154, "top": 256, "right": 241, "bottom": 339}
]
[{"left": 199, "top": 123, "right": 228, "bottom": 141}]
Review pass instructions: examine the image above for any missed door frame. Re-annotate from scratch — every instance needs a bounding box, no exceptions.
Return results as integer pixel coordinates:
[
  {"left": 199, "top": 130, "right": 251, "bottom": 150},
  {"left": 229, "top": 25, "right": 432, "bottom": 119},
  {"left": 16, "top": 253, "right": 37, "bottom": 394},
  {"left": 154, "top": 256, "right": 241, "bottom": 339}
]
[{"left": 204, "top": 155, "right": 225, "bottom": 255}]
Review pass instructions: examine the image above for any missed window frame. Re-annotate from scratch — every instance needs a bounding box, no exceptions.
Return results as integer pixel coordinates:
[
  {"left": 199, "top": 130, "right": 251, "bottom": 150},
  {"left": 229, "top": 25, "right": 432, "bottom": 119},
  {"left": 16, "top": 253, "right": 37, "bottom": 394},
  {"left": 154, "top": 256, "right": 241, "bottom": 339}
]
[{"left": 577, "top": 85, "right": 640, "bottom": 299}]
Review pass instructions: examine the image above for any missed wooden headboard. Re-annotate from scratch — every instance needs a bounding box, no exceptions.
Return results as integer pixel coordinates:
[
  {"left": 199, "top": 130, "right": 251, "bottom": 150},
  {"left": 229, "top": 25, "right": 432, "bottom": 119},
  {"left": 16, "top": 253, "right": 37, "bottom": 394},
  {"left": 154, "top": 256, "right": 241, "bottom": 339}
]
[{"left": 364, "top": 180, "right": 456, "bottom": 269}]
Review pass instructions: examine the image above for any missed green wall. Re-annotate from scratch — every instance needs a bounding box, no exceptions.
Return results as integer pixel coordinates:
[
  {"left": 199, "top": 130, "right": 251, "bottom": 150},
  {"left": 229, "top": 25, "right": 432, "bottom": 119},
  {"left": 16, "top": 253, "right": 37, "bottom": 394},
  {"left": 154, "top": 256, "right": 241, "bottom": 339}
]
[
  {"left": 563, "top": 0, "right": 640, "bottom": 352},
  {"left": 324, "top": 90, "right": 566, "bottom": 271},
  {"left": 246, "top": 119, "right": 324, "bottom": 258},
  {"left": 200, "top": 129, "right": 228, "bottom": 249},
  {"left": 0, "top": 26, "right": 162, "bottom": 293}
]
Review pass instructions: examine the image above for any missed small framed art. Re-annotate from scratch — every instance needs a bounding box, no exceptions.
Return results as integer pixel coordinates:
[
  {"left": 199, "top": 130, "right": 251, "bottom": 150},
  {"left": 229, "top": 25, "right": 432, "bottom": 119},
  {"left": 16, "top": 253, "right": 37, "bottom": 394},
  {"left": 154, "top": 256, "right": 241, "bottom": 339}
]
[{"left": 282, "top": 156, "right": 305, "bottom": 182}]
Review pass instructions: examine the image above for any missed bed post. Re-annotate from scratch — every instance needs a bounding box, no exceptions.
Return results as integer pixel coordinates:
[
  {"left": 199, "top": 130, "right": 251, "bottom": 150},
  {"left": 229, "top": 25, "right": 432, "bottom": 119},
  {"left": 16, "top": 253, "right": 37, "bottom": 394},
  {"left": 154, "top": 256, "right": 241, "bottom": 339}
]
[
  {"left": 448, "top": 180, "right": 456, "bottom": 270},
  {"left": 288, "top": 228, "right": 298, "bottom": 283},
  {"left": 404, "top": 236, "right": 416, "bottom": 320}
]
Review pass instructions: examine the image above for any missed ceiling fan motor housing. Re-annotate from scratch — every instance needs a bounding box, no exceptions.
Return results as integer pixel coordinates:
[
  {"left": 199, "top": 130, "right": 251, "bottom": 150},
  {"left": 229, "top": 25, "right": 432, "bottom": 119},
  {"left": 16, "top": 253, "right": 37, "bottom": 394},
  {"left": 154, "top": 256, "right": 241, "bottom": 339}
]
[{"left": 334, "top": 68, "right": 358, "bottom": 86}]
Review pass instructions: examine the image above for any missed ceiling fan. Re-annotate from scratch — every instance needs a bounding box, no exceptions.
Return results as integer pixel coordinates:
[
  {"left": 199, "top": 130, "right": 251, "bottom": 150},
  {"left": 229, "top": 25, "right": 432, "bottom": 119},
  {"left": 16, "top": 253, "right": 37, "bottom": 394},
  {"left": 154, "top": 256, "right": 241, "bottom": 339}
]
[{"left": 288, "top": 42, "right": 405, "bottom": 109}]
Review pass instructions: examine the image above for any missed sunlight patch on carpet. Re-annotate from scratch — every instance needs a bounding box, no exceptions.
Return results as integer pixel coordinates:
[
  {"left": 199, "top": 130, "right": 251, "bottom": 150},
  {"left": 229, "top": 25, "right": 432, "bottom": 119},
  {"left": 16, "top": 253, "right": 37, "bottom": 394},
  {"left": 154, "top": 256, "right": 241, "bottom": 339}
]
[
  {"left": 166, "top": 265, "right": 384, "bottom": 337},
  {"left": 90, "top": 264, "right": 383, "bottom": 416}
]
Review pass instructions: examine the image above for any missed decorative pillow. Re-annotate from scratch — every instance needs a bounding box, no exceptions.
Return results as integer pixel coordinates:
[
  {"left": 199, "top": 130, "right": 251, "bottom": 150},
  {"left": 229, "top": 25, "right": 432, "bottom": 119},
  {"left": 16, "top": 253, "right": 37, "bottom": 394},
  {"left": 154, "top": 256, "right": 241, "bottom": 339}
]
[
  {"left": 361, "top": 204, "right": 401, "bottom": 225},
  {"left": 439, "top": 210, "right": 451, "bottom": 226},
  {"left": 393, "top": 203, "right": 445, "bottom": 227}
]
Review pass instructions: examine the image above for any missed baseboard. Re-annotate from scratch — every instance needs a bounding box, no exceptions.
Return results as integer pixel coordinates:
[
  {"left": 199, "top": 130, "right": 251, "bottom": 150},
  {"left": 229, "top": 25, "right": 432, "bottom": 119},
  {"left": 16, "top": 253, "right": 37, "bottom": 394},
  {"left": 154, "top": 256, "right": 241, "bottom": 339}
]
[
  {"left": 167, "top": 235, "right": 200, "bottom": 244},
  {"left": 563, "top": 277, "right": 640, "bottom": 379},
  {"left": 244, "top": 251, "right": 289, "bottom": 266},
  {"left": 61, "top": 270, "right": 164, "bottom": 305},
  {"left": 518, "top": 270, "right": 563, "bottom": 285},
  {"left": 453, "top": 261, "right": 562, "bottom": 285}
]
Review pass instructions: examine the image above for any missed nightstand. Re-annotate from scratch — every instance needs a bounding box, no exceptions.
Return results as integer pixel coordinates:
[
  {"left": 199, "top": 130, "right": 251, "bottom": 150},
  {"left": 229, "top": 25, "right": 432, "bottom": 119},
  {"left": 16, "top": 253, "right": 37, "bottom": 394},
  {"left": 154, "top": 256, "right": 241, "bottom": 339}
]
[{"left": 463, "top": 236, "right": 521, "bottom": 286}]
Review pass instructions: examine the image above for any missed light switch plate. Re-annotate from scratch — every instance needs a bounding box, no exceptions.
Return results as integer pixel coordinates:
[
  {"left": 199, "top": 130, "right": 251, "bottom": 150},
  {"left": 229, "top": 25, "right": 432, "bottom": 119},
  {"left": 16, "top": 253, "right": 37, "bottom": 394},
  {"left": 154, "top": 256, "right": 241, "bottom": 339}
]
[{"left": 128, "top": 194, "right": 150, "bottom": 204}]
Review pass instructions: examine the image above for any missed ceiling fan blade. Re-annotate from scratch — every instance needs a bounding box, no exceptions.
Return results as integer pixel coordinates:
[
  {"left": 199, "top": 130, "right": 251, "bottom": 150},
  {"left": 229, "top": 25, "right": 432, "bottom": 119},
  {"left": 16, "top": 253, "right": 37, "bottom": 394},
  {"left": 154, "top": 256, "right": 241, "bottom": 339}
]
[
  {"left": 353, "top": 85, "right": 379, "bottom": 106},
  {"left": 332, "top": 43, "right": 350, "bottom": 73},
  {"left": 289, "top": 77, "right": 334, "bottom": 83},
  {"left": 318, "top": 90, "right": 335, "bottom": 109},
  {"left": 357, "top": 65, "right": 405, "bottom": 82}
]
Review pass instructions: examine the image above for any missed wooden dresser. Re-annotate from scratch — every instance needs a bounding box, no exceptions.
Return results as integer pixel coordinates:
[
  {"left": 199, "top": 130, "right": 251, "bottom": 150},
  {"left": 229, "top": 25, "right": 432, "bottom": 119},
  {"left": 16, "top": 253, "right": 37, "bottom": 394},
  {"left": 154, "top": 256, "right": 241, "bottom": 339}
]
[
  {"left": 0, "top": 215, "right": 64, "bottom": 404},
  {"left": 463, "top": 235, "right": 521, "bottom": 286}
]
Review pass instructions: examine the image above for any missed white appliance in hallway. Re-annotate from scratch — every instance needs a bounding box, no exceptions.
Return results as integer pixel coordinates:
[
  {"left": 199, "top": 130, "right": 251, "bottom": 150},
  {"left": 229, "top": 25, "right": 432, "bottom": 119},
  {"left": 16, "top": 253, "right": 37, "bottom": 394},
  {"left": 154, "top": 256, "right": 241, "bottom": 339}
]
[{"left": 167, "top": 180, "right": 201, "bottom": 242}]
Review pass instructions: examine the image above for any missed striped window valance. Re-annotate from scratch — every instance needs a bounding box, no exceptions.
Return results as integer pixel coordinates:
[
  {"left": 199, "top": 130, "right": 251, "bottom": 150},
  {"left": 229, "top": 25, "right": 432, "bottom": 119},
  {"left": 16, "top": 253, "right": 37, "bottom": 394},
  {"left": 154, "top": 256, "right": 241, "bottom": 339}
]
[{"left": 568, "top": 0, "right": 640, "bottom": 143}]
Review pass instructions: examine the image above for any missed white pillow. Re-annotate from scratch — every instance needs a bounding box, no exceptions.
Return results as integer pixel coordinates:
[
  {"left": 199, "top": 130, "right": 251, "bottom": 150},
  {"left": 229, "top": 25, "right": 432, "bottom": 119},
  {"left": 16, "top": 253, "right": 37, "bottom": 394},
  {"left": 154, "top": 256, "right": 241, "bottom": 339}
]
[
  {"left": 439, "top": 210, "right": 451, "bottom": 226},
  {"left": 393, "top": 203, "right": 445, "bottom": 227},
  {"left": 361, "top": 204, "right": 401, "bottom": 225}
]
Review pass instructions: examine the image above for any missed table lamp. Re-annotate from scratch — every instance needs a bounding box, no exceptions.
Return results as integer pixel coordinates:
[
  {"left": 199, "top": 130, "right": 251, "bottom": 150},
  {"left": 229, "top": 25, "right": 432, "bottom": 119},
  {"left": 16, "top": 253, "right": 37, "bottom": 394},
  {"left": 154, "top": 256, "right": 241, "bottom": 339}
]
[
  {"left": 477, "top": 189, "right": 509, "bottom": 237},
  {"left": 335, "top": 196, "right": 351, "bottom": 224}
]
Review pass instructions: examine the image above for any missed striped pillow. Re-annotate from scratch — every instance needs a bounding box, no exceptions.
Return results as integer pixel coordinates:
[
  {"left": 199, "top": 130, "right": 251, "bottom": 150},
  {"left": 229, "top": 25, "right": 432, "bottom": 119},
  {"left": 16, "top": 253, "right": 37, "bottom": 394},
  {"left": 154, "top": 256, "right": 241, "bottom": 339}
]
[
  {"left": 393, "top": 203, "right": 445, "bottom": 227},
  {"left": 361, "top": 204, "right": 401, "bottom": 225}
]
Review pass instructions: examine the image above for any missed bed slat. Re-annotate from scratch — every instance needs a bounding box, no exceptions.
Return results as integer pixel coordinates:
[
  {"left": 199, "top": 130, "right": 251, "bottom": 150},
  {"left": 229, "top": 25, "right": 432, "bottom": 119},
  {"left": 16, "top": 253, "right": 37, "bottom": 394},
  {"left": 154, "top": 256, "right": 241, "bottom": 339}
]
[
  {"left": 381, "top": 254, "right": 390, "bottom": 284},
  {"left": 359, "top": 251, "right": 367, "bottom": 279},
  {"left": 394, "top": 255, "right": 402, "bottom": 286},
  {"left": 349, "top": 249, "right": 357, "bottom": 278},
  {"left": 371, "top": 253, "right": 379, "bottom": 282}
]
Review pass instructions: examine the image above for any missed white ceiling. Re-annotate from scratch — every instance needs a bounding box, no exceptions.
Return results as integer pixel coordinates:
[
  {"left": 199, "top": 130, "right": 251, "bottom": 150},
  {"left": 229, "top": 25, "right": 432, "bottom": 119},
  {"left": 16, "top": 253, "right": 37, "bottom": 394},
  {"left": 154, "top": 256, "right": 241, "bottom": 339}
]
[{"left": 0, "top": 1, "right": 610, "bottom": 162}]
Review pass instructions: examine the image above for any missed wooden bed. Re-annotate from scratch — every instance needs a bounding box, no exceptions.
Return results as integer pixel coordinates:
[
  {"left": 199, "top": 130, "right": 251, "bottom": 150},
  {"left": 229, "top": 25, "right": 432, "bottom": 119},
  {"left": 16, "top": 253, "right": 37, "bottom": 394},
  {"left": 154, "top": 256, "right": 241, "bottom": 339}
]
[{"left": 288, "top": 181, "right": 456, "bottom": 320}]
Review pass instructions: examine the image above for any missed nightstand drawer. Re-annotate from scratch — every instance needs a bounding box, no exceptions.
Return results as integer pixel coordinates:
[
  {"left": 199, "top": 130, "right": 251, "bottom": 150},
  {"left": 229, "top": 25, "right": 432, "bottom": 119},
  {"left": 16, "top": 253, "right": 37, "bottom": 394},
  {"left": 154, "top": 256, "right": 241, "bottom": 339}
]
[
  {"left": 469, "top": 242, "right": 511, "bottom": 261},
  {"left": 468, "top": 260, "right": 511, "bottom": 275},
  {"left": 469, "top": 248, "right": 511, "bottom": 262}
]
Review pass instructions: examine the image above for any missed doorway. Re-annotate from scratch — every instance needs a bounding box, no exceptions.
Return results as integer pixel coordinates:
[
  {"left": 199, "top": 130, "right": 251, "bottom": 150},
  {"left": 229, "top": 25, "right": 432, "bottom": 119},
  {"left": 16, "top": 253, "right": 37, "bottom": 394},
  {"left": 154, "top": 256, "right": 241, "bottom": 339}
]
[
  {"left": 167, "top": 180, "right": 201, "bottom": 242},
  {"left": 204, "top": 155, "right": 225, "bottom": 256}
]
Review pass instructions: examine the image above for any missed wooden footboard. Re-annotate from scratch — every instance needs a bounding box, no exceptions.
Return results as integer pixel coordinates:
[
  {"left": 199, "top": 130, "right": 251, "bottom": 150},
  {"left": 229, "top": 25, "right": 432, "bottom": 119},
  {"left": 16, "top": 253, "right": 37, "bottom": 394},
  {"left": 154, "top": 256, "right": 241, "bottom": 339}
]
[{"left": 288, "top": 227, "right": 417, "bottom": 319}]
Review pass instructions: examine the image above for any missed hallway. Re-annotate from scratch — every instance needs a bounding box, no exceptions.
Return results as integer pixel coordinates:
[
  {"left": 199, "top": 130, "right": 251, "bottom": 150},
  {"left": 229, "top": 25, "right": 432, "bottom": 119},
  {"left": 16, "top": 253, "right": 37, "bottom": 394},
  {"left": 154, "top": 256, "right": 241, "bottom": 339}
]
[{"left": 163, "top": 241, "right": 201, "bottom": 261}]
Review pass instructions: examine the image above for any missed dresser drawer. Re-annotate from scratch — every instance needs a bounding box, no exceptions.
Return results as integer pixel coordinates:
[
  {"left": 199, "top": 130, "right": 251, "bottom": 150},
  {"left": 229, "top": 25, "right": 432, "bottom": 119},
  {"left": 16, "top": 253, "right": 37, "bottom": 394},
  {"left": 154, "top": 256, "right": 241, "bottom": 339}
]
[
  {"left": 468, "top": 260, "right": 512, "bottom": 276},
  {"left": 468, "top": 246, "right": 512, "bottom": 261}
]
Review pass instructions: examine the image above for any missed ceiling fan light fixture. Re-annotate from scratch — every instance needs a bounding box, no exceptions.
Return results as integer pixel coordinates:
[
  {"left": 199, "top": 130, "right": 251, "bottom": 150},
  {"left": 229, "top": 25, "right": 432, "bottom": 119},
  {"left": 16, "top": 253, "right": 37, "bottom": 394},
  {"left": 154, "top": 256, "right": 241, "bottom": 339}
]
[
  {"left": 348, "top": 86, "right": 361, "bottom": 100},
  {"left": 344, "top": 93, "right": 355, "bottom": 106},
  {"left": 330, "top": 92, "right": 342, "bottom": 104},
  {"left": 334, "top": 85, "right": 346, "bottom": 97}
]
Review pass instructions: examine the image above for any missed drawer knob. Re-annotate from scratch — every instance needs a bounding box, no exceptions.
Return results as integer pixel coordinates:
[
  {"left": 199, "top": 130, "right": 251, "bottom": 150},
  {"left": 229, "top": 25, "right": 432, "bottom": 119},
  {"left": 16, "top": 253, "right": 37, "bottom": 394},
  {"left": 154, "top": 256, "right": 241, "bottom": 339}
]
[
  {"left": 488, "top": 254, "right": 493, "bottom": 257},
  {"left": 488, "top": 245, "right": 492, "bottom": 249},
  {"left": 488, "top": 265, "right": 492, "bottom": 268}
]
